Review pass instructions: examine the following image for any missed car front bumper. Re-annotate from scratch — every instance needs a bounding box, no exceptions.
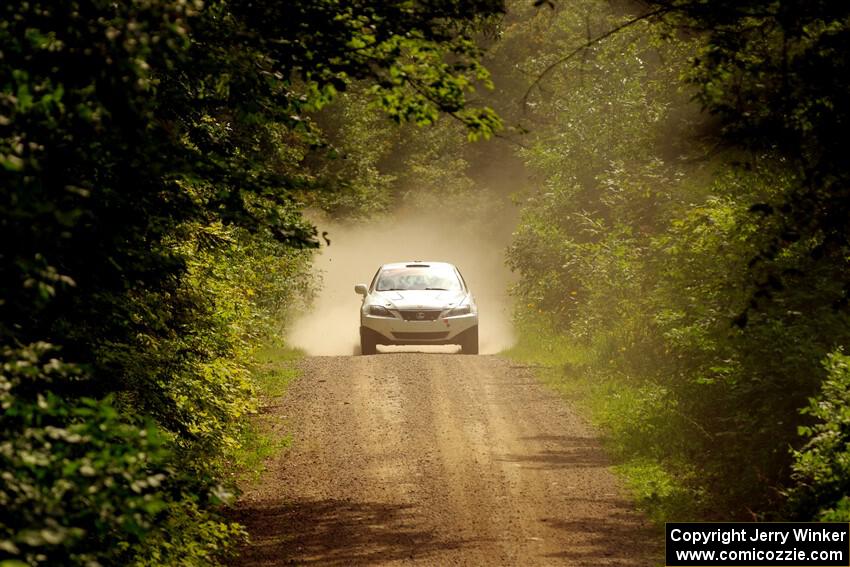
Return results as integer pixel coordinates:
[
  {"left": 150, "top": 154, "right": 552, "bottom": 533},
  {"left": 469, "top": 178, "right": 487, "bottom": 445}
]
[{"left": 361, "top": 312, "right": 478, "bottom": 345}]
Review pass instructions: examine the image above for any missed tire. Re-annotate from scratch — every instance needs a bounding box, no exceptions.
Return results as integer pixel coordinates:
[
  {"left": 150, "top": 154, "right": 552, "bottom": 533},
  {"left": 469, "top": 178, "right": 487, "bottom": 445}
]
[
  {"left": 460, "top": 325, "right": 479, "bottom": 355},
  {"left": 360, "top": 327, "right": 377, "bottom": 355}
]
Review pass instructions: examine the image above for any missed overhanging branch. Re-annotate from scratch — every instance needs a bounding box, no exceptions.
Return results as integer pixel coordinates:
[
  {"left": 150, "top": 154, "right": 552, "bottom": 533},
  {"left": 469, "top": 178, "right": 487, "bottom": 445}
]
[{"left": 522, "top": 6, "right": 670, "bottom": 106}]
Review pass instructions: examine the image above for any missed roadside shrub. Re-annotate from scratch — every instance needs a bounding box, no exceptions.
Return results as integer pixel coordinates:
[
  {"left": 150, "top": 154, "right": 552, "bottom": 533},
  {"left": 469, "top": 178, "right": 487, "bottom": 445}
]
[
  {"left": 787, "top": 350, "right": 850, "bottom": 521},
  {"left": 0, "top": 342, "right": 248, "bottom": 566}
]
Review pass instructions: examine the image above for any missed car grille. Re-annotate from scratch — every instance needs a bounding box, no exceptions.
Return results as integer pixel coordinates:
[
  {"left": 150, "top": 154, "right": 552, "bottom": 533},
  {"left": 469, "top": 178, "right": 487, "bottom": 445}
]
[
  {"left": 392, "top": 331, "right": 449, "bottom": 340},
  {"left": 398, "top": 310, "right": 443, "bottom": 321}
]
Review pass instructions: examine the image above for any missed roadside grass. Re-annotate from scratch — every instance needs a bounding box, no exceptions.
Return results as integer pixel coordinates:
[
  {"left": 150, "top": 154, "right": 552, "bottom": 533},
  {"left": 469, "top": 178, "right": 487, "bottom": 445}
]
[
  {"left": 252, "top": 342, "right": 303, "bottom": 398},
  {"left": 503, "top": 320, "right": 699, "bottom": 526},
  {"left": 230, "top": 342, "right": 303, "bottom": 483}
]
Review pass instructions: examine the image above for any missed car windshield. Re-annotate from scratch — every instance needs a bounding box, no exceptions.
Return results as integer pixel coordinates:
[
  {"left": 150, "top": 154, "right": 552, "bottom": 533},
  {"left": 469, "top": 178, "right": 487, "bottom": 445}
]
[{"left": 375, "top": 265, "right": 463, "bottom": 292}]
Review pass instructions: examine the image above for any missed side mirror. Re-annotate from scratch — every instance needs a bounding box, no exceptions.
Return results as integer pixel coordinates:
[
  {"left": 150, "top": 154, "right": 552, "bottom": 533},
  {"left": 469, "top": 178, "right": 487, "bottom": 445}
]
[{"left": 354, "top": 284, "right": 368, "bottom": 296}]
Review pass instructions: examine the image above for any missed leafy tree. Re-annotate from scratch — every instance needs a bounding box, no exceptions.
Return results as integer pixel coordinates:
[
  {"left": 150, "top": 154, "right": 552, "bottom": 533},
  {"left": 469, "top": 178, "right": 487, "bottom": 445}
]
[
  {"left": 647, "top": 0, "right": 850, "bottom": 312},
  {"left": 1, "top": 0, "right": 504, "bottom": 562},
  {"left": 503, "top": 0, "right": 850, "bottom": 520}
]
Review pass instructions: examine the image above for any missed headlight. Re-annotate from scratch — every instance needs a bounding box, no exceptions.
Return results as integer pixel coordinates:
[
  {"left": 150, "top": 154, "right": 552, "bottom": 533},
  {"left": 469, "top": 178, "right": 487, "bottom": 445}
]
[
  {"left": 368, "top": 305, "right": 394, "bottom": 317},
  {"left": 446, "top": 304, "right": 472, "bottom": 316}
]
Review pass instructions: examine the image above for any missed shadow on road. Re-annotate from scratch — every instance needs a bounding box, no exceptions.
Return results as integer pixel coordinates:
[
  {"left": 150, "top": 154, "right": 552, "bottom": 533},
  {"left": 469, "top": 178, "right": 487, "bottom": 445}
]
[
  {"left": 497, "top": 434, "right": 612, "bottom": 470},
  {"left": 541, "top": 516, "right": 662, "bottom": 564},
  {"left": 229, "top": 497, "right": 467, "bottom": 566}
]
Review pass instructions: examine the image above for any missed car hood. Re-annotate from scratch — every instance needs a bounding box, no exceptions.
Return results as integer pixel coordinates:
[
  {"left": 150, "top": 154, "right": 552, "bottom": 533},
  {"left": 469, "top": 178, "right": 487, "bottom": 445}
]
[{"left": 374, "top": 290, "right": 468, "bottom": 310}]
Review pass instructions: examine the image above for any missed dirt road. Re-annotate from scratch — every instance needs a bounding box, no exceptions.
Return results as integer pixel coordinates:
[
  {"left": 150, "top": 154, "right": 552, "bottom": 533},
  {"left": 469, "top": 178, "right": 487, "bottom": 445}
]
[{"left": 231, "top": 354, "right": 657, "bottom": 566}]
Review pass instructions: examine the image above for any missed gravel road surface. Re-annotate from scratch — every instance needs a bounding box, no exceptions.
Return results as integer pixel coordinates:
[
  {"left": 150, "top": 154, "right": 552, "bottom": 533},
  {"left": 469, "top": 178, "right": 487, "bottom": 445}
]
[{"left": 231, "top": 354, "right": 657, "bottom": 566}]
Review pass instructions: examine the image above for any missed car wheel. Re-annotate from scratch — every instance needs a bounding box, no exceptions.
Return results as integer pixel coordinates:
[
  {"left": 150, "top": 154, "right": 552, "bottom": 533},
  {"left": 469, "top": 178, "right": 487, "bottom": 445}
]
[
  {"left": 460, "top": 326, "right": 479, "bottom": 355},
  {"left": 360, "top": 327, "right": 377, "bottom": 355}
]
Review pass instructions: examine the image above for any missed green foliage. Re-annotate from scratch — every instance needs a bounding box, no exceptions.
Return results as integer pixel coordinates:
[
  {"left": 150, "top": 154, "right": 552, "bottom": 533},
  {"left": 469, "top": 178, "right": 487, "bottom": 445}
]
[
  {"left": 250, "top": 344, "right": 304, "bottom": 400},
  {"left": 651, "top": 0, "right": 850, "bottom": 315},
  {"left": 301, "top": 80, "right": 503, "bottom": 219},
  {"left": 128, "top": 501, "right": 246, "bottom": 567},
  {"left": 229, "top": 343, "right": 301, "bottom": 483},
  {"left": 504, "top": 0, "right": 850, "bottom": 522},
  {"left": 302, "top": 91, "right": 398, "bottom": 217},
  {"left": 615, "top": 460, "right": 696, "bottom": 524},
  {"left": 1, "top": 343, "right": 242, "bottom": 566},
  {"left": 1, "top": 0, "right": 504, "bottom": 562},
  {"left": 787, "top": 350, "right": 850, "bottom": 521}
]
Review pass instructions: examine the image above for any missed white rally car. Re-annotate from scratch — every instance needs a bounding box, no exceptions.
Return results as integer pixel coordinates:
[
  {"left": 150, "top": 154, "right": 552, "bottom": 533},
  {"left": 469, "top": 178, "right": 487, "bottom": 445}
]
[{"left": 355, "top": 261, "right": 479, "bottom": 355}]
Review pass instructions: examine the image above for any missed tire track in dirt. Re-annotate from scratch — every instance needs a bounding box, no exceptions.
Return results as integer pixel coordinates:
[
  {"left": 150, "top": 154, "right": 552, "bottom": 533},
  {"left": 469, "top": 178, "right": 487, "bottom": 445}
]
[{"left": 231, "top": 354, "right": 658, "bottom": 566}]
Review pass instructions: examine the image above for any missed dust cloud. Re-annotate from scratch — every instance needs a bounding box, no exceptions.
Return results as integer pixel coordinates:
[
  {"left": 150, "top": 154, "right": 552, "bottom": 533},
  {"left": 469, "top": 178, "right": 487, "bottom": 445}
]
[{"left": 287, "top": 210, "right": 517, "bottom": 356}]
